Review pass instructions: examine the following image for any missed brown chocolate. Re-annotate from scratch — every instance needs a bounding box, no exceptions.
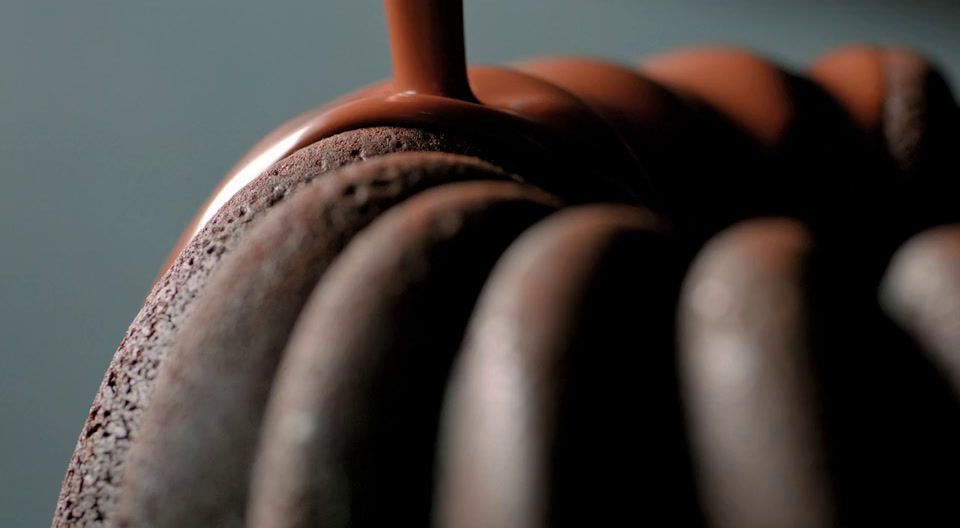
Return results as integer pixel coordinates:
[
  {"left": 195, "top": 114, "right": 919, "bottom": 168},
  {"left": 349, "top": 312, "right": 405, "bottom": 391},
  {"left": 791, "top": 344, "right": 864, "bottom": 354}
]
[
  {"left": 436, "top": 204, "right": 697, "bottom": 528},
  {"left": 810, "top": 46, "right": 887, "bottom": 134},
  {"left": 643, "top": 47, "right": 794, "bottom": 147},
  {"left": 54, "top": 0, "right": 960, "bottom": 525},
  {"left": 882, "top": 226, "right": 960, "bottom": 394},
  {"left": 115, "top": 160, "right": 542, "bottom": 527},
  {"left": 641, "top": 46, "right": 876, "bottom": 236},
  {"left": 811, "top": 45, "right": 960, "bottom": 240},
  {"left": 246, "top": 181, "right": 559, "bottom": 528},
  {"left": 803, "top": 220, "right": 960, "bottom": 525},
  {"left": 811, "top": 45, "right": 959, "bottom": 174},
  {"left": 178, "top": 1, "right": 653, "bottom": 251},
  {"left": 517, "top": 56, "right": 770, "bottom": 240},
  {"left": 384, "top": 0, "right": 474, "bottom": 100},
  {"left": 53, "top": 129, "right": 512, "bottom": 528},
  {"left": 679, "top": 219, "right": 836, "bottom": 528}
]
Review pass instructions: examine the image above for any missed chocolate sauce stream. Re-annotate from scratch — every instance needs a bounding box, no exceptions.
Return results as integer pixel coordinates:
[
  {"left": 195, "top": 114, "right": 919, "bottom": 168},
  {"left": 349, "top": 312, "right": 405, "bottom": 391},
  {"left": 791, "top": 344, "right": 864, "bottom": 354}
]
[
  {"left": 384, "top": 0, "right": 476, "bottom": 101},
  {"left": 160, "top": 1, "right": 650, "bottom": 276}
]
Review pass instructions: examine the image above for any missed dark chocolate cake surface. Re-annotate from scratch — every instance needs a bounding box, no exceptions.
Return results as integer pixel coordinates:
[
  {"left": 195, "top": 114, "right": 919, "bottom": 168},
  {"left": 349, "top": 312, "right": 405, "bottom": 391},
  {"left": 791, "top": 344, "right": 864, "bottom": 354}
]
[
  {"left": 53, "top": 3, "right": 960, "bottom": 525},
  {"left": 53, "top": 127, "right": 516, "bottom": 527}
]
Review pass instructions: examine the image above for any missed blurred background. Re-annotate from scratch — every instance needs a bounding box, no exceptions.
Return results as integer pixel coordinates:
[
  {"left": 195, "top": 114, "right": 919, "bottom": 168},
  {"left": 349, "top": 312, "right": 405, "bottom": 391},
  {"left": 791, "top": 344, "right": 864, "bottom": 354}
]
[{"left": 1, "top": 0, "right": 958, "bottom": 525}]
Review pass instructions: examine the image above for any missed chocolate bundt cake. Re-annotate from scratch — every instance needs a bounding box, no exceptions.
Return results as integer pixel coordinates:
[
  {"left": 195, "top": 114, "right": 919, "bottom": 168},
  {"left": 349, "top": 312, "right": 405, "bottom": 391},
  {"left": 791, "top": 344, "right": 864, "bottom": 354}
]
[{"left": 55, "top": 1, "right": 960, "bottom": 527}]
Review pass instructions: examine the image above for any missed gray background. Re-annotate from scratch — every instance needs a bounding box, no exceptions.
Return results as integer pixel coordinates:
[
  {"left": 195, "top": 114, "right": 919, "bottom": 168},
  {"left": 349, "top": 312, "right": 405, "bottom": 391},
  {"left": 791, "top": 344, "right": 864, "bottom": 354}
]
[{"left": 2, "top": 0, "right": 958, "bottom": 525}]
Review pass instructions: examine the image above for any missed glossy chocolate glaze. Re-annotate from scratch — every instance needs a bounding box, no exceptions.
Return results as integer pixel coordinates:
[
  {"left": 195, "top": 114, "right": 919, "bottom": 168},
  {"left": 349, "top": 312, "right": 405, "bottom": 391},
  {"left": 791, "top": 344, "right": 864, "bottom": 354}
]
[
  {"left": 811, "top": 45, "right": 959, "bottom": 150},
  {"left": 385, "top": 0, "right": 475, "bottom": 100},
  {"left": 177, "top": 5, "right": 888, "bottom": 261},
  {"left": 517, "top": 56, "right": 774, "bottom": 241},
  {"left": 643, "top": 47, "right": 794, "bottom": 147},
  {"left": 176, "top": 13, "right": 793, "bottom": 267},
  {"left": 811, "top": 45, "right": 960, "bottom": 242},
  {"left": 164, "top": 3, "right": 960, "bottom": 273},
  {"left": 57, "top": 0, "right": 960, "bottom": 526},
  {"left": 810, "top": 46, "right": 886, "bottom": 133},
  {"left": 642, "top": 46, "right": 883, "bottom": 250},
  {"left": 182, "top": 0, "right": 662, "bottom": 250}
]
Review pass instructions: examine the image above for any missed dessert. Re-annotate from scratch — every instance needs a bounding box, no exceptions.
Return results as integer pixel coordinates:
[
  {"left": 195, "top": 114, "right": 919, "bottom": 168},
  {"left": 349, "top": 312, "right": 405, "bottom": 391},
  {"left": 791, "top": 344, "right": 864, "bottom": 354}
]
[
  {"left": 244, "top": 182, "right": 558, "bottom": 528},
  {"left": 812, "top": 46, "right": 960, "bottom": 233},
  {"left": 883, "top": 226, "right": 960, "bottom": 394},
  {"left": 55, "top": 1, "right": 960, "bottom": 527},
  {"left": 436, "top": 205, "right": 696, "bottom": 527},
  {"left": 678, "top": 219, "right": 833, "bottom": 528}
]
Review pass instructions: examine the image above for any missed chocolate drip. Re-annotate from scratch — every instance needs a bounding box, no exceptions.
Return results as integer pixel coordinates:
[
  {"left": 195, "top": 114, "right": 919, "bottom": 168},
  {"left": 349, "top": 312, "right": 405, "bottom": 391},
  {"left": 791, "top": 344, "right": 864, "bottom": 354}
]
[
  {"left": 177, "top": 1, "right": 651, "bottom": 251},
  {"left": 384, "top": 0, "right": 476, "bottom": 101},
  {"left": 56, "top": 2, "right": 960, "bottom": 526}
]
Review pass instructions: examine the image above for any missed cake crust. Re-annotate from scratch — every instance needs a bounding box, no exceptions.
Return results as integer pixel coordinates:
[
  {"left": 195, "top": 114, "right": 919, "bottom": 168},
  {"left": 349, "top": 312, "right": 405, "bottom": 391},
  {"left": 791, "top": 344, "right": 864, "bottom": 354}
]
[{"left": 53, "top": 127, "right": 511, "bottom": 527}]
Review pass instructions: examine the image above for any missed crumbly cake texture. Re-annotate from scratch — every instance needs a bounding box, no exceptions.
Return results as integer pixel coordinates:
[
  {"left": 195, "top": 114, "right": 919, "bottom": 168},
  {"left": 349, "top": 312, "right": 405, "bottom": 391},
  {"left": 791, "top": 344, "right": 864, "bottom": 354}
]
[
  {"left": 436, "top": 205, "right": 697, "bottom": 527},
  {"left": 245, "top": 182, "right": 561, "bottom": 527},
  {"left": 114, "top": 162, "right": 529, "bottom": 527},
  {"left": 53, "top": 126, "right": 511, "bottom": 527}
]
